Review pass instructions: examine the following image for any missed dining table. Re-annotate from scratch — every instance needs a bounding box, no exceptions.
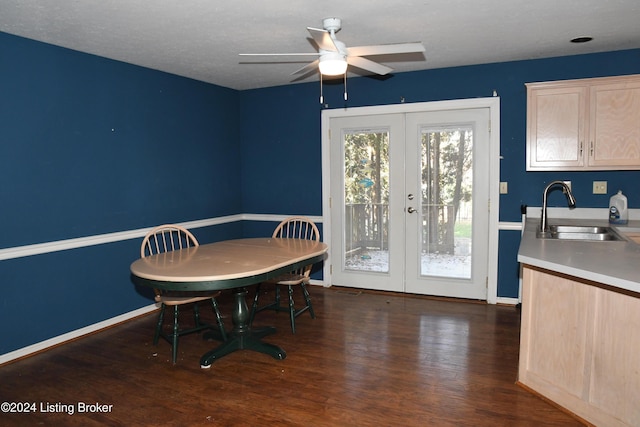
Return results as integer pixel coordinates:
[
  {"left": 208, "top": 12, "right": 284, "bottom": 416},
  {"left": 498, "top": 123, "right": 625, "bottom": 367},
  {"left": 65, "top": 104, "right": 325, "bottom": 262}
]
[{"left": 130, "top": 237, "right": 328, "bottom": 368}]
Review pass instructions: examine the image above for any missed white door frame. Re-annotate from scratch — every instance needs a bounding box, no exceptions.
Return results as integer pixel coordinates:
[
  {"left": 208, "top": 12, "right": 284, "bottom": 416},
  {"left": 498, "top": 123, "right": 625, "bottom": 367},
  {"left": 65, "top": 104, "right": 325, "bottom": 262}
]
[{"left": 321, "top": 97, "right": 501, "bottom": 304}]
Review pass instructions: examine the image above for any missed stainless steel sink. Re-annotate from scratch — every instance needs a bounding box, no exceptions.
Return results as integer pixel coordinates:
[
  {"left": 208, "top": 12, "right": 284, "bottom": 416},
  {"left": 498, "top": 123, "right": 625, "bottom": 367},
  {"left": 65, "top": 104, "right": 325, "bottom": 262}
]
[
  {"left": 548, "top": 225, "right": 610, "bottom": 234},
  {"left": 537, "top": 225, "right": 626, "bottom": 241}
]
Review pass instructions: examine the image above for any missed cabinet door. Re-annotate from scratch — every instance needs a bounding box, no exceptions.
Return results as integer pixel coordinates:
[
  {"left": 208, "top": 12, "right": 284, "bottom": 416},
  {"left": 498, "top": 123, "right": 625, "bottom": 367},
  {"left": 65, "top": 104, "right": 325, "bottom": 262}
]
[
  {"left": 519, "top": 267, "right": 592, "bottom": 399},
  {"left": 589, "top": 80, "right": 640, "bottom": 168},
  {"left": 589, "top": 288, "right": 640, "bottom": 426},
  {"left": 526, "top": 85, "right": 588, "bottom": 171},
  {"left": 519, "top": 266, "right": 640, "bottom": 427}
]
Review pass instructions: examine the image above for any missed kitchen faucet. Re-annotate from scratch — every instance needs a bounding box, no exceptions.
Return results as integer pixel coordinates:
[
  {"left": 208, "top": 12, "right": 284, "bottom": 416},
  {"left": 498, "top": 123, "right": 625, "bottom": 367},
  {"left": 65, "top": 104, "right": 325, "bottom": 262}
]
[{"left": 540, "top": 181, "right": 577, "bottom": 234}]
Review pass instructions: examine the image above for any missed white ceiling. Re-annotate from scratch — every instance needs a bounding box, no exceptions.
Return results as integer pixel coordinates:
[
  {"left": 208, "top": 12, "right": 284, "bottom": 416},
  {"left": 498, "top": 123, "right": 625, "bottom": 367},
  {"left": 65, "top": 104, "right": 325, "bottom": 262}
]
[{"left": 1, "top": 0, "right": 639, "bottom": 91}]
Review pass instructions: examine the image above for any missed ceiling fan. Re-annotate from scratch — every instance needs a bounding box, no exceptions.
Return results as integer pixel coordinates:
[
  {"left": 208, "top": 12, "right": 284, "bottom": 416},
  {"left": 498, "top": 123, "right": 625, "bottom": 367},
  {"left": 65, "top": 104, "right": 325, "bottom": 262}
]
[{"left": 239, "top": 17, "right": 426, "bottom": 78}]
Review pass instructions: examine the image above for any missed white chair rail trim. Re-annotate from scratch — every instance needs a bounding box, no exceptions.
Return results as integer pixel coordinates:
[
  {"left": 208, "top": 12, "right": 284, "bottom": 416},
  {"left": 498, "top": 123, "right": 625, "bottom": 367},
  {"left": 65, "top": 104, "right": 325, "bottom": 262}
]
[
  {"left": 0, "top": 214, "right": 323, "bottom": 261},
  {"left": 2, "top": 213, "right": 520, "bottom": 261}
]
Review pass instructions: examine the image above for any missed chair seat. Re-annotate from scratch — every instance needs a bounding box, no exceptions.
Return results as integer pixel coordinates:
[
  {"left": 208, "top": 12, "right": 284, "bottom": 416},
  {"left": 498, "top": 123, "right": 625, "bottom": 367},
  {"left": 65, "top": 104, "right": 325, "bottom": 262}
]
[
  {"left": 155, "top": 292, "right": 221, "bottom": 306},
  {"left": 249, "top": 216, "right": 319, "bottom": 334},
  {"left": 142, "top": 224, "right": 227, "bottom": 363},
  {"left": 268, "top": 273, "right": 307, "bottom": 286}
]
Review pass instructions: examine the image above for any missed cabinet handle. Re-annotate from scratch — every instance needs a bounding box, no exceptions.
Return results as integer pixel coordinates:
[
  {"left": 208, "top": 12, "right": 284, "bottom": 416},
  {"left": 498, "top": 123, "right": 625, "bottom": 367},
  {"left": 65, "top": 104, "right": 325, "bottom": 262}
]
[
  {"left": 579, "top": 141, "right": 583, "bottom": 156},
  {"left": 590, "top": 141, "right": 594, "bottom": 156}
]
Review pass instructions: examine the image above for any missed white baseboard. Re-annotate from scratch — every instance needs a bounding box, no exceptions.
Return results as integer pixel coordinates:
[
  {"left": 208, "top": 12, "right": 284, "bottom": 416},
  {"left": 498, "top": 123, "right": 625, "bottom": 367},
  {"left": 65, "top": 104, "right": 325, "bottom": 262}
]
[
  {"left": 496, "top": 297, "right": 519, "bottom": 306},
  {"left": 3, "top": 211, "right": 520, "bottom": 364},
  {"left": 2, "top": 280, "right": 515, "bottom": 365},
  {"left": 1, "top": 280, "right": 329, "bottom": 365},
  {"left": 308, "top": 279, "right": 329, "bottom": 287},
  {"left": 0, "top": 215, "right": 318, "bottom": 364},
  {"left": 0, "top": 304, "right": 158, "bottom": 366}
]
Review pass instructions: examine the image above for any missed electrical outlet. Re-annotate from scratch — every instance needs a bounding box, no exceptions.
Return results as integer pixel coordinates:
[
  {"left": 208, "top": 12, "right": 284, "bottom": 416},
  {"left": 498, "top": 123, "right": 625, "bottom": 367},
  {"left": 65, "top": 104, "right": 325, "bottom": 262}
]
[
  {"left": 593, "top": 181, "right": 608, "bottom": 194},
  {"left": 499, "top": 182, "right": 508, "bottom": 194}
]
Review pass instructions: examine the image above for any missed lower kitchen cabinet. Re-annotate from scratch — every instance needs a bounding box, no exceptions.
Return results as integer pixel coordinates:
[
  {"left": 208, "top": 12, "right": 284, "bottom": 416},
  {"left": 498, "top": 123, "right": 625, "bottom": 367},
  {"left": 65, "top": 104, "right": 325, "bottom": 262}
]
[{"left": 518, "top": 265, "right": 640, "bottom": 427}]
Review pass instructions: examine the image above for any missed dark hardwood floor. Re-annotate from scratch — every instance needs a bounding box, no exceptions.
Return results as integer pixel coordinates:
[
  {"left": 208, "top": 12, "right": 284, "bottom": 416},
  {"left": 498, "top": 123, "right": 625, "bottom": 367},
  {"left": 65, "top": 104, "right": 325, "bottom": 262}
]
[{"left": 0, "top": 287, "right": 584, "bottom": 426}]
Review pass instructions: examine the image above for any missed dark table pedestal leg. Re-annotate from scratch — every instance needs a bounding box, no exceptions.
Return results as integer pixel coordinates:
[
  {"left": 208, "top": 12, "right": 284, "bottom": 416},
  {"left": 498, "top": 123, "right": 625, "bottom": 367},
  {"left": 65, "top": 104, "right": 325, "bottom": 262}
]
[{"left": 200, "top": 288, "right": 286, "bottom": 368}]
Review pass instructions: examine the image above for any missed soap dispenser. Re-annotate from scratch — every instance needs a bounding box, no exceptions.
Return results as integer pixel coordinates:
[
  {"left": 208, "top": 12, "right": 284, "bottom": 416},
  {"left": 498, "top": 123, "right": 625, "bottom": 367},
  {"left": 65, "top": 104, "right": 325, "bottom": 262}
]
[{"left": 609, "top": 190, "right": 628, "bottom": 224}]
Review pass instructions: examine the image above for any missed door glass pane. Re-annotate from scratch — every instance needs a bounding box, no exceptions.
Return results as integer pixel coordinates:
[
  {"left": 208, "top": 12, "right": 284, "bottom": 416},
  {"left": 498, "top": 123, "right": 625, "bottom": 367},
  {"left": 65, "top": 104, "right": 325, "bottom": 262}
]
[
  {"left": 420, "top": 125, "right": 472, "bottom": 279},
  {"left": 343, "top": 130, "right": 390, "bottom": 273}
]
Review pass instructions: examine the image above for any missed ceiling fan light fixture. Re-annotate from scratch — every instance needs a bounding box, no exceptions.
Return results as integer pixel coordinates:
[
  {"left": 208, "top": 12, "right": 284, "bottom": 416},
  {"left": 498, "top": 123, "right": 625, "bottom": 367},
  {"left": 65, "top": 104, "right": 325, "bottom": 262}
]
[{"left": 319, "top": 53, "right": 348, "bottom": 76}]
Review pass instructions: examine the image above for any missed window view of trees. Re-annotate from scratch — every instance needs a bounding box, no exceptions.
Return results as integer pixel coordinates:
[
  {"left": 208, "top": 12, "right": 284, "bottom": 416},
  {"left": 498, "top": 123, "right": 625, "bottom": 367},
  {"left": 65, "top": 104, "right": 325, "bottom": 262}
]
[
  {"left": 344, "top": 131, "right": 389, "bottom": 205},
  {"left": 343, "top": 126, "right": 473, "bottom": 278},
  {"left": 344, "top": 130, "right": 390, "bottom": 271},
  {"left": 421, "top": 126, "right": 473, "bottom": 255}
]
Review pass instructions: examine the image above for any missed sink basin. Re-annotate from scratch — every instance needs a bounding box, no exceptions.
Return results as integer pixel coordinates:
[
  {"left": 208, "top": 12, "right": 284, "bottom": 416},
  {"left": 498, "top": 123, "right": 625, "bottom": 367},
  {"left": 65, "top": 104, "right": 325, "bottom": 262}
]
[
  {"left": 537, "top": 224, "right": 626, "bottom": 241},
  {"left": 547, "top": 225, "right": 610, "bottom": 234},
  {"left": 545, "top": 232, "right": 621, "bottom": 241}
]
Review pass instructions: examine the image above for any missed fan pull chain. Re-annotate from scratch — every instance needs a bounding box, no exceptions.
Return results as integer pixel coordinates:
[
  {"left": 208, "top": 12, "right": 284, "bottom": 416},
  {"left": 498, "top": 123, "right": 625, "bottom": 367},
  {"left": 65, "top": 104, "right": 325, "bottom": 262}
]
[
  {"left": 344, "top": 73, "right": 348, "bottom": 101},
  {"left": 319, "top": 72, "right": 348, "bottom": 103}
]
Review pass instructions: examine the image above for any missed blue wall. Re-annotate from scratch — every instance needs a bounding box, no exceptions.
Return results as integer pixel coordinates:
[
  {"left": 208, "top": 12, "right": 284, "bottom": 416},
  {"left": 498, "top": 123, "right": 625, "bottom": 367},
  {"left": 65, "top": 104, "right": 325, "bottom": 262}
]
[
  {"left": 238, "top": 83, "right": 325, "bottom": 216},
  {"left": 239, "top": 49, "right": 640, "bottom": 298},
  {"left": 0, "top": 32, "right": 241, "bottom": 354},
  {"left": 1, "top": 33, "right": 241, "bottom": 247},
  {"left": 2, "top": 28, "right": 639, "bottom": 355}
]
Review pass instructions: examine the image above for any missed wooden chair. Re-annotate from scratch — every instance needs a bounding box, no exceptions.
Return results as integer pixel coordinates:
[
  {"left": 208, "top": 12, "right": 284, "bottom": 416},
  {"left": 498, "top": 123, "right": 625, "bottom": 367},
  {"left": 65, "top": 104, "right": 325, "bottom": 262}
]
[
  {"left": 249, "top": 216, "right": 319, "bottom": 333},
  {"left": 141, "top": 224, "right": 227, "bottom": 363}
]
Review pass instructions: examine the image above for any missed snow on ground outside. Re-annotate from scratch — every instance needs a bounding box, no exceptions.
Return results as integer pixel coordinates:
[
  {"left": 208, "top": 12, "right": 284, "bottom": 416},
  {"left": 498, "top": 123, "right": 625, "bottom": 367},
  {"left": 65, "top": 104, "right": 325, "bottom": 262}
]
[{"left": 345, "top": 238, "right": 471, "bottom": 278}]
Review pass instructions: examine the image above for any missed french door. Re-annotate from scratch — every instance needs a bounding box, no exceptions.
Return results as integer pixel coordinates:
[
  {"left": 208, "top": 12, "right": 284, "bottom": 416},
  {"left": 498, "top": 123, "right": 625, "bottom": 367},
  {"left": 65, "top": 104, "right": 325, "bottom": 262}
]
[{"left": 325, "top": 100, "right": 495, "bottom": 300}]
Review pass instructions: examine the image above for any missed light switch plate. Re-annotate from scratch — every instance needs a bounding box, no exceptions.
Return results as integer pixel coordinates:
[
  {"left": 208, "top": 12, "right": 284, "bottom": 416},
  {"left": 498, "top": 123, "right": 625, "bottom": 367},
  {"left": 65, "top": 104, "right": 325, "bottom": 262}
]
[
  {"left": 499, "top": 182, "right": 508, "bottom": 194},
  {"left": 593, "top": 181, "right": 607, "bottom": 194}
]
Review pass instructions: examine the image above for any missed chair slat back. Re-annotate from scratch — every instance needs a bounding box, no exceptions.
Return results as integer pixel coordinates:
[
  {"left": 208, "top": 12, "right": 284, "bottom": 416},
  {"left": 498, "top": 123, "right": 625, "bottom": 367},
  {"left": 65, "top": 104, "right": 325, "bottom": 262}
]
[
  {"left": 272, "top": 217, "right": 319, "bottom": 241},
  {"left": 141, "top": 225, "right": 199, "bottom": 258},
  {"left": 272, "top": 217, "right": 319, "bottom": 277}
]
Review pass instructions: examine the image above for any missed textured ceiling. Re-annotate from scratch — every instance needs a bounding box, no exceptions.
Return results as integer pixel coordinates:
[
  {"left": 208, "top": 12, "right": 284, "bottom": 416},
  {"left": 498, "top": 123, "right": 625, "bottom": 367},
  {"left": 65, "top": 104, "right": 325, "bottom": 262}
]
[{"left": 1, "top": 0, "right": 639, "bottom": 90}]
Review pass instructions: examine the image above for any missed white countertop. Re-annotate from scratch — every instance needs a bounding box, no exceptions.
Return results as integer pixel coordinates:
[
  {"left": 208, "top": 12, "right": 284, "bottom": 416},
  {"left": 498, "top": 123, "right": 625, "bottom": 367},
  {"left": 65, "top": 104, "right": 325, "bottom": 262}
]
[{"left": 518, "top": 215, "right": 640, "bottom": 295}]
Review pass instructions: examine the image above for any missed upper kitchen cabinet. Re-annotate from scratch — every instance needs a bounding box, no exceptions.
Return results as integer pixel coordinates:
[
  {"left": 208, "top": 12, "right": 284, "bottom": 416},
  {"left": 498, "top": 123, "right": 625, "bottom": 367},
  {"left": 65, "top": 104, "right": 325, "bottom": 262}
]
[{"left": 526, "top": 74, "right": 640, "bottom": 171}]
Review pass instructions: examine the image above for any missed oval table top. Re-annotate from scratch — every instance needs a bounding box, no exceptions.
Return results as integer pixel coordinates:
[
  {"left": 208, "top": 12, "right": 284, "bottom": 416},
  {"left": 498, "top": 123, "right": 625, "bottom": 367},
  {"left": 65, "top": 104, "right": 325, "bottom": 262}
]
[{"left": 130, "top": 237, "right": 328, "bottom": 291}]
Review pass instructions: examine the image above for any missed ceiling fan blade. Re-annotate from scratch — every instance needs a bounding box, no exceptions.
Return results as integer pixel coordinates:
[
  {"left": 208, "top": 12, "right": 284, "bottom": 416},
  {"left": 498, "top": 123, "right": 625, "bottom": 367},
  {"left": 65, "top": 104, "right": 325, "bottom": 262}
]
[
  {"left": 347, "top": 56, "right": 393, "bottom": 75},
  {"left": 291, "top": 59, "right": 320, "bottom": 76},
  {"left": 307, "top": 27, "right": 338, "bottom": 52},
  {"left": 239, "top": 53, "right": 319, "bottom": 56},
  {"left": 347, "top": 42, "right": 425, "bottom": 57}
]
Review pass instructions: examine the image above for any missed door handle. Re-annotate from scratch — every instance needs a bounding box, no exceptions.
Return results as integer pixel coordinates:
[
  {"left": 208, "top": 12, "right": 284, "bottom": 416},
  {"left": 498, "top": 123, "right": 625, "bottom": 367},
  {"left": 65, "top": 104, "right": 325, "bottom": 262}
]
[{"left": 407, "top": 207, "right": 417, "bottom": 214}]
